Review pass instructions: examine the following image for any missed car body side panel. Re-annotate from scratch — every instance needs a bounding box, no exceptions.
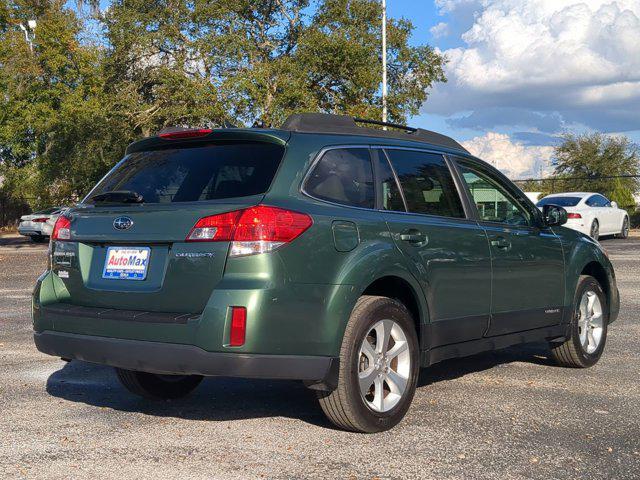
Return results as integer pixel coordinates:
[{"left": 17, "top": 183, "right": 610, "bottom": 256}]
[
  {"left": 483, "top": 224, "right": 565, "bottom": 336},
  {"left": 554, "top": 226, "right": 620, "bottom": 323},
  {"left": 383, "top": 213, "right": 491, "bottom": 346}
]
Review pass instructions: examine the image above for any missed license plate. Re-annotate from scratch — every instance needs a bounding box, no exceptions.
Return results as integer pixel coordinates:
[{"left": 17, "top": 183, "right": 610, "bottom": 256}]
[{"left": 102, "top": 247, "right": 150, "bottom": 281}]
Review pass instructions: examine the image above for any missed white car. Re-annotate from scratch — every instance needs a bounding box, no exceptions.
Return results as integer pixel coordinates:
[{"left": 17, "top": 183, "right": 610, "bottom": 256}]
[
  {"left": 18, "top": 207, "right": 64, "bottom": 242},
  {"left": 536, "top": 193, "right": 630, "bottom": 240}
]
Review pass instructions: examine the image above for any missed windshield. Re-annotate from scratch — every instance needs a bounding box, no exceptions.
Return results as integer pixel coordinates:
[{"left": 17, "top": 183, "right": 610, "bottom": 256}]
[
  {"left": 536, "top": 196, "right": 582, "bottom": 207},
  {"left": 85, "top": 142, "right": 284, "bottom": 204}
]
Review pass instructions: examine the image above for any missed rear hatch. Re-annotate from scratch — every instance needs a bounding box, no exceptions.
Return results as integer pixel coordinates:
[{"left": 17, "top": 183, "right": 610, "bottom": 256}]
[{"left": 50, "top": 135, "right": 287, "bottom": 314}]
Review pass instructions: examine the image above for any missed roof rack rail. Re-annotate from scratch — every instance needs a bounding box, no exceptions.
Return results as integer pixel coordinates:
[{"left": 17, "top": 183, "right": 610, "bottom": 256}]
[
  {"left": 281, "top": 113, "right": 467, "bottom": 152},
  {"left": 353, "top": 117, "right": 417, "bottom": 133}
]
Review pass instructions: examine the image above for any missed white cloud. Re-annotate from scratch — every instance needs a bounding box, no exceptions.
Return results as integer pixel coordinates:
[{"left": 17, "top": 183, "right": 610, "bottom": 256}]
[
  {"left": 435, "top": 0, "right": 482, "bottom": 15},
  {"left": 463, "top": 132, "right": 554, "bottom": 179},
  {"left": 430, "top": 22, "right": 450, "bottom": 38},
  {"left": 427, "top": 1, "right": 640, "bottom": 133}
]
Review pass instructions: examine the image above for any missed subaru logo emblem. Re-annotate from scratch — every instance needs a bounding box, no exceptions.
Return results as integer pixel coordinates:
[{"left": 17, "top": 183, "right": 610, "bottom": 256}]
[{"left": 113, "top": 216, "right": 133, "bottom": 230}]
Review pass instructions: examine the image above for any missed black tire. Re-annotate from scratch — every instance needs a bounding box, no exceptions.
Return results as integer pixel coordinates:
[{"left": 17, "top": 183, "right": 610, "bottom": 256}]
[
  {"left": 317, "top": 295, "right": 420, "bottom": 433},
  {"left": 550, "top": 275, "right": 608, "bottom": 368},
  {"left": 615, "top": 216, "right": 629, "bottom": 239},
  {"left": 589, "top": 220, "right": 599, "bottom": 241},
  {"left": 115, "top": 368, "right": 203, "bottom": 400}
]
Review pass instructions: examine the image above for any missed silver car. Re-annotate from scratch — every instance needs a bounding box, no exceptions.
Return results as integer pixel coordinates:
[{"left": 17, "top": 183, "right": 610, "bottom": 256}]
[{"left": 18, "top": 207, "right": 64, "bottom": 242}]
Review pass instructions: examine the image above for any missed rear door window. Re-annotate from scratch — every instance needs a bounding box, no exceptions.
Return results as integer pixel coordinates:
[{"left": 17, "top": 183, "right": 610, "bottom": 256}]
[
  {"left": 384, "top": 149, "right": 465, "bottom": 218},
  {"left": 586, "top": 195, "right": 610, "bottom": 207},
  {"left": 304, "top": 148, "right": 375, "bottom": 209},
  {"left": 86, "top": 142, "right": 284, "bottom": 203}
]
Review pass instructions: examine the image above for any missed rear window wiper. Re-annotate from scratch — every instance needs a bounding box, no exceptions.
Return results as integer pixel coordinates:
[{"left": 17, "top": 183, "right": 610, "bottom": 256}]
[{"left": 90, "top": 190, "right": 144, "bottom": 204}]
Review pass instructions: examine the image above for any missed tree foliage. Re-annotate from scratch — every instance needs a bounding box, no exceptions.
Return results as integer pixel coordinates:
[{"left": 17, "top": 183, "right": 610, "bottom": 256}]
[
  {"left": 1, "top": 0, "right": 121, "bottom": 206},
  {"left": 1, "top": 0, "right": 446, "bottom": 209},
  {"left": 552, "top": 133, "right": 639, "bottom": 207}
]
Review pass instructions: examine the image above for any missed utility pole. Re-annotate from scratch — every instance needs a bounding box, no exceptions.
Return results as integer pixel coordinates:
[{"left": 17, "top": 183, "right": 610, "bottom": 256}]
[
  {"left": 19, "top": 20, "right": 37, "bottom": 53},
  {"left": 381, "top": 0, "right": 388, "bottom": 126}
]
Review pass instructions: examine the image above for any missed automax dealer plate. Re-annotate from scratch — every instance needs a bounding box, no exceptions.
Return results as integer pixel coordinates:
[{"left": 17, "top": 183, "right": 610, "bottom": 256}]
[{"left": 102, "top": 247, "right": 151, "bottom": 281}]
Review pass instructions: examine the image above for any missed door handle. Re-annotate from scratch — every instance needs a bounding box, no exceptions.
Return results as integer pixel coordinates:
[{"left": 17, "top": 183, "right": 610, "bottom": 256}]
[
  {"left": 490, "top": 236, "right": 511, "bottom": 250},
  {"left": 400, "top": 230, "right": 427, "bottom": 244}
]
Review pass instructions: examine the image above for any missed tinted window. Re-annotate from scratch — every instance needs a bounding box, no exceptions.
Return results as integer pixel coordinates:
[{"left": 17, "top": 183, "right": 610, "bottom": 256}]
[
  {"left": 377, "top": 154, "right": 406, "bottom": 212},
  {"left": 87, "top": 142, "right": 284, "bottom": 204},
  {"left": 385, "top": 150, "right": 464, "bottom": 218},
  {"left": 458, "top": 163, "right": 531, "bottom": 226},
  {"left": 586, "top": 195, "right": 610, "bottom": 207},
  {"left": 305, "top": 148, "right": 375, "bottom": 208},
  {"left": 537, "top": 196, "right": 582, "bottom": 207}
]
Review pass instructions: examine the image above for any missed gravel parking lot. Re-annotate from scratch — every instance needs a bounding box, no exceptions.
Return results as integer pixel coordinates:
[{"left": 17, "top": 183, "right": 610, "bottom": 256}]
[{"left": 1, "top": 233, "right": 639, "bottom": 479}]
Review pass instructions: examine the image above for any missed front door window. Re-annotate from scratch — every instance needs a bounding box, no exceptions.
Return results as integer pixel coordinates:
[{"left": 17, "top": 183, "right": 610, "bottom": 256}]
[{"left": 457, "top": 165, "right": 531, "bottom": 227}]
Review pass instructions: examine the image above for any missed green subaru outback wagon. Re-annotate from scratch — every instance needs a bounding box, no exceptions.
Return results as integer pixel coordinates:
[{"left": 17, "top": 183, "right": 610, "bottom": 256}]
[{"left": 33, "top": 113, "right": 619, "bottom": 432}]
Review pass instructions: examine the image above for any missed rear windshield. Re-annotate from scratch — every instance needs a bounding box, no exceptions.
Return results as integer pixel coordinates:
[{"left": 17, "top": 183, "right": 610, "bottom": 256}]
[
  {"left": 536, "top": 196, "right": 581, "bottom": 207},
  {"left": 86, "top": 142, "right": 284, "bottom": 204}
]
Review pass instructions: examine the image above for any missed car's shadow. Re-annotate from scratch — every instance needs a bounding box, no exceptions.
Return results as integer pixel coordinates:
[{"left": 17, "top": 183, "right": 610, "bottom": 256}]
[
  {"left": 46, "top": 342, "right": 554, "bottom": 428},
  {"left": 418, "top": 342, "right": 554, "bottom": 387},
  {"left": 0, "top": 235, "right": 47, "bottom": 249}
]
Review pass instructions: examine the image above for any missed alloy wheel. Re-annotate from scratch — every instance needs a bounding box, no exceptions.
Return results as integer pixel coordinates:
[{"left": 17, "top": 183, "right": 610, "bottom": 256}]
[
  {"left": 622, "top": 218, "right": 629, "bottom": 237},
  {"left": 577, "top": 290, "right": 604, "bottom": 354},
  {"left": 358, "top": 319, "right": 411, "bottom": 413}
]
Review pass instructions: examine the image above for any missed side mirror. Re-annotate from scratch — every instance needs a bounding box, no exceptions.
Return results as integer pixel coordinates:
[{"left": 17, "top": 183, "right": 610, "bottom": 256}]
[
  {"left": 543, "top": 204, "right": 568, "bottom": 227},
  {"left": 610, "top": 201, "right": 618, "bottom": 209}
]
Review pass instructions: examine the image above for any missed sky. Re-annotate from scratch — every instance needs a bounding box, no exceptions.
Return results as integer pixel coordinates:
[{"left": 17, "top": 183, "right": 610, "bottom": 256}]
[
  {"left": 388, "top": 0, "right": 640, "bottom": 179},
  {"left": 74, "top": 0, "right": 640, "bottom": 180}
]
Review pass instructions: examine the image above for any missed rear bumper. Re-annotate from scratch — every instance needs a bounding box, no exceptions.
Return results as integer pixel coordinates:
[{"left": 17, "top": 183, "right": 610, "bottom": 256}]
[
  {"left": 34, "top": 331, "right": 338, "bottom": 385},
  {"left": 18, "top": 228, "right": 43, "bottom": 236}
]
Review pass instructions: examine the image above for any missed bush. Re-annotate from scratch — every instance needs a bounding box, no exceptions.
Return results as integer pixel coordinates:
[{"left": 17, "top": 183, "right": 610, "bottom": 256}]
[
  {"left": 0, "top": 193, "right": 31, "bottom": 227},
  {"left": 629, "top": 209, "right": 640, "bottom": 229}
]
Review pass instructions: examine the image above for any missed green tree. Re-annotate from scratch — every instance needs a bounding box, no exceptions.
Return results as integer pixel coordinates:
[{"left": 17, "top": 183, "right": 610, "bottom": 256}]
[
  {"left": 1, "top": 0, "right": 120, "bottom": 207},
  {"left": 103, "top": 0, "right": 446, "bottom": 131},
  {"left": 1, "top": 0, "right": 447, "bottom": 209},
  {"left": 553, "top": 133, "right": 639, "bottom": 207}
]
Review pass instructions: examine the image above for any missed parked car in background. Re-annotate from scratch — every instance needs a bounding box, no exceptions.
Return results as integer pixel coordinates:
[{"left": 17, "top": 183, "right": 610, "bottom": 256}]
[
  {"left": 537, "top": 193, "right": 629, "bottom": 240},
  {"left": 33, "top": 114, "right": 619, "bottom": 433},
  {"left": 42, "top": 209, "right": 66, "bottom": 238},
  {"left": 18, "top": 207, "right": 64, "bottom": 242}
]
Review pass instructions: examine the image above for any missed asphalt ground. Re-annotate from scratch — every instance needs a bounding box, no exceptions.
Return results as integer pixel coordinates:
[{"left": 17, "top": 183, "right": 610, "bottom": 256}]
[{"left": 0, "top": 233, "right": 638, "bottom": 479}]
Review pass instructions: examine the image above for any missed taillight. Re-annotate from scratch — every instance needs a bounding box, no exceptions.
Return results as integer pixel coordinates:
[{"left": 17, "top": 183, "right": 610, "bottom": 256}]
[
  {"left": 186, "top": 205, "right": 313, "bottom": 257},
  {"left": 51, "top": 216, "right": 71, "bottom": 241},
  {"left": 32, "top": 217, "right": 49, "bottom": 223},
  {"left": 229, "top": 307, "right": 247, "bottom": 347},
  {"left": 567, "top": 213, "right": 582, "bottom": 219},
  {"left": 158, "top": 128, "right": 212, "bottom": 140}
]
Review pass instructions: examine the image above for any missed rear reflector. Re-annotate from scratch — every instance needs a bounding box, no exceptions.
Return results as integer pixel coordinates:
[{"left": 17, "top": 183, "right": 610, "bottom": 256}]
[
  {"left": 158, "top": 128, "right": 212, "bottom": 140},
  {"left": 567, "top": 213, "right": 582, "bottom": 219},
  {"left": 229, "top": 307, "right": 247, "bottom": 347},
  {"left": 51, "top": 216, "right": 71, "bottom": 241},
  {"left": 186, "top": 205, "right": 313, "bottom": 257}
]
